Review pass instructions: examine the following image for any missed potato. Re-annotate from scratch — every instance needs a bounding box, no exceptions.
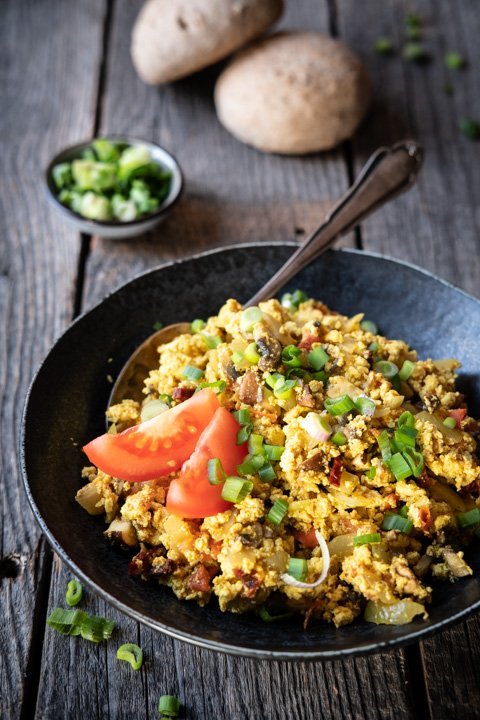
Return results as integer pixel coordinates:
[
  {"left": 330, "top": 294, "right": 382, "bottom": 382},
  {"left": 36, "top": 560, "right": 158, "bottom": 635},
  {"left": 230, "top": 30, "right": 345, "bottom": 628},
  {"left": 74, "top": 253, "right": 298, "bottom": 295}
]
[
  {"left": 214, "top": 31, "right": 372, "bottom": 154},
  {"left": 131, "top": 0, "right": 283, "bottom": 85}
]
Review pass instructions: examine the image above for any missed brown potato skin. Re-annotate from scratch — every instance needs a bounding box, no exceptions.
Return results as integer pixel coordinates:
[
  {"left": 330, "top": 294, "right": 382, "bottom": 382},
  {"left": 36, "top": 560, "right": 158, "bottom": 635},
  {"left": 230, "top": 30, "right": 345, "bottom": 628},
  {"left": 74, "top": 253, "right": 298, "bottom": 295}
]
[
  {"left": 131, "top": 0, "right": 283, "bottom": 85},
  {"left": 214, "top": 31, "right": 372, "bottom": 154}
]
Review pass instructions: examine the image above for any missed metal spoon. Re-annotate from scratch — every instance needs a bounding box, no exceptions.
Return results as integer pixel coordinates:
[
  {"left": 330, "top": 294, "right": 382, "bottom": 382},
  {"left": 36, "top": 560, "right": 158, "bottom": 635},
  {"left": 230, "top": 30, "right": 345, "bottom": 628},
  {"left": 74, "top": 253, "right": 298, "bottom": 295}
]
[{"left": 109, "top": 139, "right": 423, "bottom": 408}]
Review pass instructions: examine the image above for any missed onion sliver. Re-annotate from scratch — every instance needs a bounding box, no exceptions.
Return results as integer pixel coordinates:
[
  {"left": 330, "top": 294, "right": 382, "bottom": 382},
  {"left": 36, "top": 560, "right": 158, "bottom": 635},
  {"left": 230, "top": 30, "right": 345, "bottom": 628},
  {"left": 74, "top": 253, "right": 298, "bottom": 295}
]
[
  {"left": 281, "top": 530, "right": 331, "bottom": 589},
  {"left": 300, "top": 413, "right": 331, "bottom": 442}
]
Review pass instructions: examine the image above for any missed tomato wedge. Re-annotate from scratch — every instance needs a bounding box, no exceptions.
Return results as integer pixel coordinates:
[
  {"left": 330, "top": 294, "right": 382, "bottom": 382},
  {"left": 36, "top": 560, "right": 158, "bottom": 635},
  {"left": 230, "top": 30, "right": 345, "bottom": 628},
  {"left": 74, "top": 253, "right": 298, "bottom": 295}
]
[
  {"left": 83, "top": 389, "right": 220, "bottom": 482},
  {"left": 294, "top": 527, "right": 319, "bottom": 548},
  {"left": 167, "top": 407, "right": 247, "bottom": 519}
]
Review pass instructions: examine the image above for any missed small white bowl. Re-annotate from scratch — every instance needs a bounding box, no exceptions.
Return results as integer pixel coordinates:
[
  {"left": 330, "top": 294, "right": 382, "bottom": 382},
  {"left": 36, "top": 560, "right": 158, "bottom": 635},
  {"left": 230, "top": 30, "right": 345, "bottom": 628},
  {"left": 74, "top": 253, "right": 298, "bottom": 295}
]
[{"left": 45, "top": 137, "right": 183, "bottom": 239}]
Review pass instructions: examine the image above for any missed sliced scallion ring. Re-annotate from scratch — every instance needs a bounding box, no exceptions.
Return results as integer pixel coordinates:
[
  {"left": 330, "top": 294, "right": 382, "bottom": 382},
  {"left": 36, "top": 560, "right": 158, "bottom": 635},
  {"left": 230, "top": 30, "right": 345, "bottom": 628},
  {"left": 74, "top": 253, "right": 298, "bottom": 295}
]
[
  {"left": 443, "top": 417, "right": 457, "bottom": 429},
  {"left": 264, "top": 444, "right": 285, "bottom": 461},
  {"left": 258, "top": 463, "right": 276, "bottom": 482},
  {"left": 280, "top": 289, "right": 307, "bottom": 310},
  {"left": 240, "top": 306, "right": 263, "bottom": 332},
  {"left": 399, "top": 360, "right": 415, "bottom": 381},
  {"left": 266, "top": 499, "right": 288, "bottom": 525},
  {"left": 308, "top": 346, "right": 329, "bottom": 371},
  {"left": 354, "top": 396, "right": 376, "bottom": 416},
  {"left": 158, "top": 695, "right": 181, "bottom": 718},
  {"left": 457, "top": 507, "right": 480, "bottom": 528},
  {"left": 402, "top": 446, "right": 424, "bottom": 478},
  {"left": 373, "top": 360, "right": 399, "bottom": 379},
  {"left": 221, "top": 477, "right": 253, "bottom": 504},
  {"left": 281, "top": 345, "right": 302, "bottom": 368},
  {"left": 286, "top": 558, "right": 308, "bottom": 582},
  {"left": 324, "top": 394, "right": 355, "bottom": 416},
  {"left": 397, "top": 410, "right": 415, "bottom": 428},
  {"left": 353, "top": 533, "right": 381, "bottom": 546},
  {"left": 248, "top": 433, "right": 264, "bottom": 455},
  {"left": 280, "top": 530, "right": 330, "bottom": 589},
  {"left": 381, "top": 513, "right": 413, "bottom": 534},
  {"left": 190, "top": 319, "right": 206, "bottom": 333},
  {"left": 377, "top": 430, "right": 392, "bottom": 461},
  {"left": 244, "top": 342, "right": 261, "bottom": 364},
  {"left": 66, "top": 579, "right": 83, "bottom": 607},
  {"left": 360, "top": 319, "right": 378, "bottom": 334},
  {"left": 331, "top": 431, "right": 347, "bottom": 446},
  {"left": 234, "top": 409, "right": 251, "bottom": 425},
  {"left": 387, "top": 452, "right": 412, "bottom": 481},
  {"left": 140, "top": 398, "right": 170, "bottom": 422},
  {"left": 182, "top": 365, "right": 204, "bottom": 381},
  {"left": 116, "top": 643, "right": 143, "bottom": 671},
  {"left": 207, "top": 458, "right": 226, "bottom": 486}
]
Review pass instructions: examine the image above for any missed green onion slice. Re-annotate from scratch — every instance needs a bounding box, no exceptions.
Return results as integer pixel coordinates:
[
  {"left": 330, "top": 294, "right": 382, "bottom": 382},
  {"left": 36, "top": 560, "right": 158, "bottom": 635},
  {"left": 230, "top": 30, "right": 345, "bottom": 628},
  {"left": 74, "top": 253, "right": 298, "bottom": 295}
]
[
  {"left": 158, "top": 695, "right": 181, "bottom": 718},
  {"left": 244, "top": 342, "right": 260, "bottom": 364},
  {"left": 331, "top": 431, "right": 347, "bottom": 446},
  {"left": 365, "top": 467, "right": 377, "bottom": 480},
  {"left": 236, "top": 424, "right": 252, "bottom": 445},
  {"left": 457, "top": 507, "right": 480, "bottom": 529},
  {"left": 264, "top": 444, "right": 285, "bottom": 461},
  {"left": 308, "top": 346, "right": 329, "bottom": 371},
  {"left": 402, "top": 446, "right": 424, "bottom": 478},
  {"left": 257, "top": 607, "right": 293, "bottom": 622},
  {"left": 281, "top": 345, "right": 302, "bottom": 368},
  {"left": 286, "top": 558, "right": 308, "bottom": 582},
  {"left": 207, "top": 458, "right": 226, "bottom": 485},
  {"left": 443, "top": 417, "right": 457, "bottom": 429},
  {"left": 377, "top": 430, "right": 392, "bottom": 461},
  {"left": 355, "top": 396, "right": 376, "bottom": 416},
  {"left": 273, "top": 379, "right": 297, "bottom": 400},
  {"left": 399, "top": 360, "right": 415, "bottom": 381},
  {"left": 324, "top": 394, "right": 355, "bottom": 416},
  {"left": 201, "top": 334, "right": 221, "bottom": 349},
  {"left": 381, "top": 513, "right": 413, "bottom": 534},
  {"left": 196, "top": 380, "right": 226, "bottom": 394},
  {"left": 248, "top": 433, "right": 264, "bottom": 455},
  {"left": 182, "top": 365, "right": 204, "bottom": 381},
  {"left": 265, "top": 372, "right": 285, "bottom": 390},
  {"left": 231, "top": 351, "right": 244, "bottom": 365},
  {"left": 234, "top": 408, "right": 252, "bottom": 425},
  {"left": 369, "top": 342, "right": 380, "bottom": 352},
  {"left": 221, "top": 477, "right": 253, "bottom": 504},
  {"left": 373, "top": 360, "right": 399, "bottom": 379},
  {"left": 190, "top": 319, "right": 206, "bottom": 333},
  {"left": 399, "top": 504, "right": 409, "bottom": 517},
  {"left": 398, "top": 410, "right": 415, "bottom": 428},
  {"left": 394, "top": 426, "right": 417, "bottom": 449},
  {"left": 360, "top": 320, "right": 378, "bottom": 334},
  {"left": 66, "top": 579, "right": 83, "bottom": 607},
  {"left": 353, "top": 533, "right": 381, "bottom": 547},
  {"left": 47, "top": 608, "right": 115, "bottom": 642},
  {"left": 240, "top": 306, "right": 263, "bottom": 332},
  {"left": 387, "top": 452, "right": 412, "bottom": 481},
  {"left": 266, "top": 499, "right": 288, "bottom": 525},
  {"left": 237, "top": 454, "right": 265, "bottom": 476},
  {"left": 116, "top": 643, "right": 143, "bottom": 671},
  {"left": 258, "top": 463, "right": 276, "bottom": 482},
  {"left": 280, "top": 289, "right": 307, "bottom": 310}
]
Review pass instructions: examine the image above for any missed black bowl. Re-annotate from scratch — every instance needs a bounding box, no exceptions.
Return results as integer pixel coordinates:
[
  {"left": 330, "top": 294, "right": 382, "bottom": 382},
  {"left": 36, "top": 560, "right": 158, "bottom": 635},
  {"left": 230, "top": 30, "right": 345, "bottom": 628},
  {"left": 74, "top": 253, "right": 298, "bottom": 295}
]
[{"left": 20, "top": 244, "right": 480, "bottom": 660}]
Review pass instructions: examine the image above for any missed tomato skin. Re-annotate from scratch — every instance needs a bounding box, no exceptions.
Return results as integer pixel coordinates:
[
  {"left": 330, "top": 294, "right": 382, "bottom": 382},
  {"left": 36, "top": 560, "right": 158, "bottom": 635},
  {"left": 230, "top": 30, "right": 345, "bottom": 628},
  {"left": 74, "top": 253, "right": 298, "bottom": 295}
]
[
  {"left": 83, "top": 389, "right": 220, "bottom": 482},
  {"left": 448, "top": 408, "right": 467, "bottom": 427},
  {"left": 167, "top": 407, "right": 247, "bottom": 519},
  {"left": 294, "top": 527, "right": 319, "bottom": 548}
]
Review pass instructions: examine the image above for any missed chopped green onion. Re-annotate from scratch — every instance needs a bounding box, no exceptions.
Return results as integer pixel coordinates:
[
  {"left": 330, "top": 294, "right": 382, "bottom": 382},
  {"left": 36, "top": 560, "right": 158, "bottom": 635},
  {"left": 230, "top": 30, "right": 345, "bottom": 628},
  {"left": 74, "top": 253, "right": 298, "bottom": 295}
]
[
  {"left": 237, "top": 454, "right": 265, "bottom": 476},
  {"left": 360, "top": 320, "right": 378, "bottom": 334},
  {"left": 196, "top": 380, "right": 226, "bottom": 394},
  {"left": 201, "top": 334, "right": 221, "bottom": 349},
  {"left": 373, "top": 360, "right": 399, "bottom": 379},
  {"left": 324, "top": 394, "right": 355, "bottom": 416},
  {"left": 402, "top": 446, "right": 424, "bottom": 478},
  {"left": 182, "top": 365, "right": 204, "bottom": 381},
  {"left": 207, "top": 458, "right": 226, "bottom": 486},
  {"left": 443, "top": 417, "right": 457, "bottom": 429},
  {"left": 459, "top": 118, "right": 480, "bottom": 140},
  {"left": 258, "top": 463, "right": 276, "bottom": 482},
  {"left": 231, "top": 351, "right": 244, "bottom": 365},
  {"left": 236, "top": 424, "right": 252, "bottom": 444},
  {"left": 286, "top": 558, "right": 308, "bottom": 581},
  {"left": 374, "top": 38, "right": 394, "bottom": 56},
  {"left": 398, "top": 411, "right": 415, "bottom": 428},
  {"left": 281, "top": 345, "right": 302, "bottom": 368},
  {"left": 394, "top": 426, "right": 418, "bottom": 449},
  {"left": 406, "top": 13, "right": 421, "bottom": 28},
  {"left": 158, "top": 695, "right": 181, "bottom": 718},
  {"left": 355, "top": 396, "right": 376, "bottom": 416},
  {"left": 366, "top": 467, "right": 377, "bottom": 480},
  {"left": 221, "top": 477, "right": 253, "bottom": 503},
  {"left": 377, "top": 430, "right": 392, "bottom": 461},
  {"left": 445, "top": 52, "right": 466, "bottom": 70},
  {"left": 141, "top": 398, "right": 170, "bottom": 422},
  {"left": 190, "top": 319, "right": 206, "bottom": 333},
  {"left": 116, "top": 643, "right": 143, "bottom": 671},
  {"left": 312, "top": 370, "right": 328, "bottom": 383},
  {"left": 80, "top": 615, "right": 116, "bottom": 643},
  {"left": 457, "top": 507, "right": 480, "bottom": 529},
  {"left": 240, "top": 306, "right": 263, "bottom": 332},
  {"left": 266, "top": 499, "right": 288, "bottom": 525},
  {"left": 234, "top": 409, "right": 251, "bottom": 425},
  {"left": 331, "top": 432, "right": 347, "bottom": 446},
  {"left": 248, "top": 433, "right": 264, "bottom": 455},
  {"left": 257, "top": 606, "right": 293, "bottom": 622},
  {"left": 353, "top": 533, "right": 381, "bottom": 547},
  {"left": 403, "top": 43, "right": 430, "bottom": 63},
  {"left": 244, "top": 342, "right": 261, "bottom": 364},
  {"left": 280, "top": 290, "right": 307, "bottom": 310},
  {"left": 265, "top": 372, "right": 285, "bottom": 390},
  {"left": 264, "top": 444, "right": 285, "bottom": 461},
  {"left": 47, "top": 608, "right": 115, "bottom": 643},
  {"left": 66, "top": 579, "right": 83, "bottom": 607},
  {"left": 399, "top": 504, "right": 409, "bottom": 518},
  {"left": 273, "top": 379, "right": 296, "bottom": 400},
  {"left": 387, "top": 452, "right": 412, "bottom": 481},
  {"left": 381, "top": 513, "right": 413, "bottom": 534},
  {"left": 399, "top": 360, "right": 415, "bottom": 381},
  {"left": 308, "top": 346, "right": 329, "bottom": 371},
  {"left": 369, "top": 342, "right": 380, "bottom": 352}
]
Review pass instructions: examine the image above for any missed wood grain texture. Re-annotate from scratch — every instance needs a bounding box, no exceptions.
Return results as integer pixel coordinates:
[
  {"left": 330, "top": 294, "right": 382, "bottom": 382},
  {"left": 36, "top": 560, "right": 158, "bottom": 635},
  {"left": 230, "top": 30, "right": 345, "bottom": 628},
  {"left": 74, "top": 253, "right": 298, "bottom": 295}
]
[
  {"left": 337, "top": 0, "right": 480, "bottom": 297},
  {"left": 0, "top": 1, "right": 106, "bottom": 718}
]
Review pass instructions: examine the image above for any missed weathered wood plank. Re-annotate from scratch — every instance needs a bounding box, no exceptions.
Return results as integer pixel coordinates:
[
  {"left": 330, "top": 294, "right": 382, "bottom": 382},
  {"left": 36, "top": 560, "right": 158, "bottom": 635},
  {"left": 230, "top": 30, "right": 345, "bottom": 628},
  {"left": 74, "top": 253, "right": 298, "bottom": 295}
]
[
  {"left": 337, "top": 0, "right": 480, "bottom": 716},
  {"left": 0, "top": 1, "right": 107, "bottom": 718}
]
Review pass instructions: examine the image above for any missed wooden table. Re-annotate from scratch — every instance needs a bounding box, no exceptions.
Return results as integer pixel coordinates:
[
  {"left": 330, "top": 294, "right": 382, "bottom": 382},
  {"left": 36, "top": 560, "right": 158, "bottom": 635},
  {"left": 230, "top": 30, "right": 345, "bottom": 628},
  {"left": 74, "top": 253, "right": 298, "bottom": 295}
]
[{"left": 2, "top": 1, "right": 480, "bottom": 718}]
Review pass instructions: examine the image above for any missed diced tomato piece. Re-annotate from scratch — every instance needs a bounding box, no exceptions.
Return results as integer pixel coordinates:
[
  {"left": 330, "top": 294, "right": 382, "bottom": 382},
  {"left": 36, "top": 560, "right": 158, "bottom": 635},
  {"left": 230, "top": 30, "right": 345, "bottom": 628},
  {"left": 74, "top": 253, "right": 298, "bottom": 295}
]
[
  {"left": 83, "top": 389, "right": 220, "bottom": 482},
  {"left": 448, "top": 408, "right": 467, "bottom": 427},
  {"left": 167, "top": 407, "right": 247, "bottom": 519},
  {"left": 294, "top": 527, "right": 319, "bottom": 548}
]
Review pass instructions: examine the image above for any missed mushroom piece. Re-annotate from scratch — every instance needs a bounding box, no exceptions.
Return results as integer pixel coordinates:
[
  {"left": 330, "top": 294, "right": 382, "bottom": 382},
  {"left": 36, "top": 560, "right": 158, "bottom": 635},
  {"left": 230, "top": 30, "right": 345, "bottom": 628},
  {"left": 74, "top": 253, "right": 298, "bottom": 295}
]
[
  {"left": 253, "top": 325, "right": 282, "bottom": 371},
  {"left": 104, "top": 517, "right": 138, "bottom": 547},
  {"left": 238, "top": 370, "right": 262, "bottom": 405}
]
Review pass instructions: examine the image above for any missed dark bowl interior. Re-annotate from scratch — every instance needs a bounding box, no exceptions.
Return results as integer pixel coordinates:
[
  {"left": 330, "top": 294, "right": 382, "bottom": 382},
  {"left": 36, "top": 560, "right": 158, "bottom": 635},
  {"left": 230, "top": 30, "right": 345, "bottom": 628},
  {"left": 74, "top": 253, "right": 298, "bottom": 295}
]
[{"left": 20, "top": 244, "right": 480, "bottom": 660}]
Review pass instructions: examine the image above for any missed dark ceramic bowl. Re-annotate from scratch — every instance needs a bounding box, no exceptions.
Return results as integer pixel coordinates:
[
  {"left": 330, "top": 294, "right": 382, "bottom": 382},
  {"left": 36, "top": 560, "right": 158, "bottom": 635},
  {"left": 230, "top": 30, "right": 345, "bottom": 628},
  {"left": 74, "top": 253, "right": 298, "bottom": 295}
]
[{"left": 20, "top": 244, "right": 480, "bottom": 660}]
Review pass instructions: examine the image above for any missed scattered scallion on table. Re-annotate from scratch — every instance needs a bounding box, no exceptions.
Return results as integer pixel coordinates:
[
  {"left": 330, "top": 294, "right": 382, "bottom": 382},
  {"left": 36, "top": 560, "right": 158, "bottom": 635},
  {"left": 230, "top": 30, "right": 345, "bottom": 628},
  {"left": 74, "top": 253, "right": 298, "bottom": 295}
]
[
  {"left": 116, "top": 643, "right": 143, "bottom": 671},
  {"left": 158, "top": 695, "right": 181, "bottom": 718},
  {"left": 459, "top": 118, "right": 480, "bottom": 140},
  {"left": 66, "top": 579, "right": 83, "bottom": 607},
  {"left": 444, "top": 52, "right": 466, "bottom": 70}
]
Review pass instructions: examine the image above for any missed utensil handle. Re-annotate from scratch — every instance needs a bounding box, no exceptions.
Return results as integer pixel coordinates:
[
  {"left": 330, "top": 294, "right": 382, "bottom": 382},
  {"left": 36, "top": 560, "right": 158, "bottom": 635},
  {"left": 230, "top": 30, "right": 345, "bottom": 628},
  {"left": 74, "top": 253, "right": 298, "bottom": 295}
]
[{"left": 245, "top": 139, "right": 424, "bottom": 307}]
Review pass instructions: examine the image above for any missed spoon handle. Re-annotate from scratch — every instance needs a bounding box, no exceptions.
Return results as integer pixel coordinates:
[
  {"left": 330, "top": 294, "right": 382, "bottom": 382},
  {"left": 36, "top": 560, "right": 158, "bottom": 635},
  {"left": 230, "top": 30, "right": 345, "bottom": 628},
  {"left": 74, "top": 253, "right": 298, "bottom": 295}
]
[{"left": 245, "top": 139, "right": 424, "bottom": 308}]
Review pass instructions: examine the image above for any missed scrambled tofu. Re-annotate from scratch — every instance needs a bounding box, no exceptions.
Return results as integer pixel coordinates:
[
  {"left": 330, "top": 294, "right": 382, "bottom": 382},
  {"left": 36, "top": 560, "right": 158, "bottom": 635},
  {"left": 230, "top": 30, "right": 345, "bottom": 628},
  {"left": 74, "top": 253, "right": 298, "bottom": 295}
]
[{"left": 76, "top": 295, "right": 480, "bottom": 627}]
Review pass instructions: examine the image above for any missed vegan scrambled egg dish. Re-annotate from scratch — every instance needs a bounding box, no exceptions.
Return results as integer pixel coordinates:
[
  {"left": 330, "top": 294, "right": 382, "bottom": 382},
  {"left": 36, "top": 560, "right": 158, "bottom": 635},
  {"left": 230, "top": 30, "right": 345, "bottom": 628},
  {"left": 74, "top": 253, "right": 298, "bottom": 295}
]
[{"left": 77, "top": 292, "right": 480, "bottom": 627}]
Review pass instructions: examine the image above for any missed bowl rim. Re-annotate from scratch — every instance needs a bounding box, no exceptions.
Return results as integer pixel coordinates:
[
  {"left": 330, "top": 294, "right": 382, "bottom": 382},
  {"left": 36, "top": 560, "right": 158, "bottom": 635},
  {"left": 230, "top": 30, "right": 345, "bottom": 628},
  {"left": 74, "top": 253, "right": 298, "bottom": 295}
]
[
  {"left": 44, "top": 135, "right": 184, "bottom": 227},
  {"left": 19, "top": 242, "right": 480, "bottom": 660}
]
